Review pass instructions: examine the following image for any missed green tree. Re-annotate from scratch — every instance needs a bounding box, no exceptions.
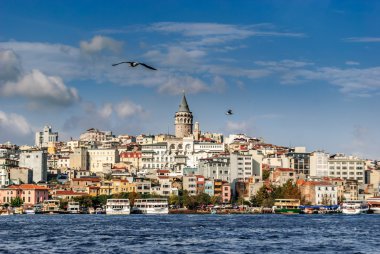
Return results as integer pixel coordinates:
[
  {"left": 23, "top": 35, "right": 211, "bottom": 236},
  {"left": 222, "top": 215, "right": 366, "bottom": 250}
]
[
  {"left": 169, "top": 194, "right": 180, "bottom": 206},
  {"left": 11, "top": 197, "right": 23, "bottom": 207},
  {"left": 262, "top": 170, "right": 271, "bottom": 180},
  {"left": 210, "top": 195, "right": 221, "bottom": 205},
  {"left": 196, "top": 193, "right": 211, "bottom": 206}
]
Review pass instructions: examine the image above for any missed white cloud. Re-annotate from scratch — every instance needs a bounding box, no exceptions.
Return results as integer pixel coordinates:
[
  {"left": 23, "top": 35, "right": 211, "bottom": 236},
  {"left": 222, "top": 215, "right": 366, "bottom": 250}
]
[
  {"left": 345, "top": 61, "right": 360, "bottom": 66},
  {"left": 99, "top": 103, "right": 113, "bottom": 118},
  {"left": 80, "top": 35, "right": 123, "bottom": 54},
  {"left": 344, "top": 37, "right": 380, "bottom": 43},
  {"left": 255, "top": 60, "right": 313, "bottom": 69},
  {"left": 157, "top": 76, "right": 210, "bottom": 95},
  {"left": 281, "top": 66, "right": 380, "bottom": 96},
  {"left": 0, "top": 49, "right": 22, "bottom": 83},
  {"left": 150, "top": 22, "right": 304, "bottom": 46},
  {"left": 115, "top": 100, "right": 144, "bottom": 118},
  {"left": 226, "top": 121, "right": 249, "bottom": 133},
  {"left": 2, "top": 69, "right": 79, "bottom": 106},
  {"left": 0, "top": 110, "right": 33, "bottom": 136}
]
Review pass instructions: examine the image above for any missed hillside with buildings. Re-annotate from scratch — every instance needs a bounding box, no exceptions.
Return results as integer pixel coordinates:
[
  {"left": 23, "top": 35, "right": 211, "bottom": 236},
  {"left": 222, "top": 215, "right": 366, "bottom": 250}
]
[{"left": 0, "top": 94, "right": 379, "bottom": 209}]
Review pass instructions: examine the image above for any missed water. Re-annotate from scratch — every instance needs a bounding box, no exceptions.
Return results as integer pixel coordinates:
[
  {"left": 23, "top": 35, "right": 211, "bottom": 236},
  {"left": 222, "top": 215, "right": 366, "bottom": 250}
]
[{"left": 0, "top": 214, "right": 379, "bottom": 253}]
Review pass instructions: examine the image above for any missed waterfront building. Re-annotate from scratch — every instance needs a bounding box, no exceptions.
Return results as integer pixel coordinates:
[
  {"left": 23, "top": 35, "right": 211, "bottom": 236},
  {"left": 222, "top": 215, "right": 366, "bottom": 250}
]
[
  {"left": 328, "top": 153, "right": 365, "bottom": 184},
  {"left": 183, "top": 175, "right": 197, "bottom": 195},
  {"left": 299, "top": 181, "right": 338, "bottom": 205},
  {"left": 35, "top": 125, "right": 58, "bottom": 148},
  {"left": 204, "top": 179, "right": 214, "bottom": 196},
  {"left": 222, "top": 183, "right": 231, "bottom": 203},
  {"left": 19, "top": 149, "right": 47, "bottom": 183},
  {"left": 0, "top": 184, "right": 49, "bottom": 206}
]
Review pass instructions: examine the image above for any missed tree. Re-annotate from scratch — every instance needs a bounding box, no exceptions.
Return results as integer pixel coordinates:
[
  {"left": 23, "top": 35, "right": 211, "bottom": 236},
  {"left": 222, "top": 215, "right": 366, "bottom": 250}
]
[
  {"left": 169, "top": 194, "right": 180, "bottom": 207},
  {"left": 262, "top": 170, "right": 271, "bottom": 181},
  {"left": 11, "top": 197, "right": 23, "bottom": 207}
]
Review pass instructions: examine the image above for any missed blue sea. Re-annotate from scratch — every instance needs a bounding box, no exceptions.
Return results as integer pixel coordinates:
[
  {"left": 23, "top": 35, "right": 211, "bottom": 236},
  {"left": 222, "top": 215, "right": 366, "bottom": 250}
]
[{"left": 0, "top": 214, "right": 379, "bottom": 253}]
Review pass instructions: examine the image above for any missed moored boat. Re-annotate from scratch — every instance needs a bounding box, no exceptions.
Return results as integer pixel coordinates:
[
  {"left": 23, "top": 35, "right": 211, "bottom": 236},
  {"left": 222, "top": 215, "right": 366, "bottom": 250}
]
[
  {"left": 67, "top": 202, "right": 80, "bottom": 214},
  {"left": 106, "top": 199, "right": 130, "bottom": 215},
  {"left": 132, "top": 198, "right": 169, "bottom": 214},
  {"left": 42, "top": 200, "right": 60, "bottom": 214},
  {"left": 341, "top": 200, "right": 368, "bottom": 214},
  {"left": 272, "top": 199, "right": 301, "bottom": 214},
  {"left": 367, "top": 197, "right": 380, "bottom": 214}
]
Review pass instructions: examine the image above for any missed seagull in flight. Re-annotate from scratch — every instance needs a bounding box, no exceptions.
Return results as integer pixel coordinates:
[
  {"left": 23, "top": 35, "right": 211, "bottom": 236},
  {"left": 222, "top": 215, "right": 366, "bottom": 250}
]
[
  {"left": 226, "top": 109, "right": 233, "bottom": 115},
  {"left": 112, "top": 61, "right": 157, "bottom": 70}
]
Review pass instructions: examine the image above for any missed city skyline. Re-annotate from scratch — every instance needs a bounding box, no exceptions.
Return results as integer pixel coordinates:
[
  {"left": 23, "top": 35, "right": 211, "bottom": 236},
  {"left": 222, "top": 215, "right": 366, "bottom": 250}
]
[{"left": 1, "top": 1, "right": 380, "bottom": 159}]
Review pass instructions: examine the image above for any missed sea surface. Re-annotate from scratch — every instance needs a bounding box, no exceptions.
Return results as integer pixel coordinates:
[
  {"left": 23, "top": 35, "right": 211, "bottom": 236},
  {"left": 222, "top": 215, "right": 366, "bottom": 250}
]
[{"left": 0, "top": 214, "right": 379, "bottom": 253}]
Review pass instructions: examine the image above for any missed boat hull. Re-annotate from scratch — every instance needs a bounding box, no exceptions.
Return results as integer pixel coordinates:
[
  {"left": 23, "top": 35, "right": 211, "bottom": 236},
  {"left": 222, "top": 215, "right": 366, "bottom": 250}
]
[{"left": 273, "top": 208, "right": 300, "bottom": 214}]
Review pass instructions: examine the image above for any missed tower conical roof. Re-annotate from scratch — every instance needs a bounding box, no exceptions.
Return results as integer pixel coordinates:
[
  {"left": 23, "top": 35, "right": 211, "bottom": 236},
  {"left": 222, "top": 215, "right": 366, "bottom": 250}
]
[{"left": 178, "top": 93, "right": 190, "bottom": 112}]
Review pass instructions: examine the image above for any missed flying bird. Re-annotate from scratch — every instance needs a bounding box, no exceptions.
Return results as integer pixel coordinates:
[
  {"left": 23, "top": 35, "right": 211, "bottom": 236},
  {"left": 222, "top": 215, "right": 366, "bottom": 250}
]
[
  {"left": 226, "top": 109, "right": 233, "bottom": 115},
  {"left": 112, "top": 61, "right": 157, "bottom": 70}
]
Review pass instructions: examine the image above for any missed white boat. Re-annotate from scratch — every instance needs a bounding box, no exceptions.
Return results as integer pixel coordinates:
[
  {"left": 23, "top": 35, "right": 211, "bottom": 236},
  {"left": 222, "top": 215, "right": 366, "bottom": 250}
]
[
  {"left": 132, "top": 198, "right": 169, "bottom": 214},
  {"left": 367, "top": 197, "right": 380, "bottom": 214},
  {"left": 24, "top": 209, "right": 36, "bottom": 215},
  {"left": 42, "top": 200, "right": 60, "bottom": 213},
  {"left": 341, "top": 200, "right": 369, "bottom": 214},
  {"left": 106, "top": 199, "right": 130, "bottom": 215},
  {"left": 67, "top": 202, "right": 80, "bottom": 214}
]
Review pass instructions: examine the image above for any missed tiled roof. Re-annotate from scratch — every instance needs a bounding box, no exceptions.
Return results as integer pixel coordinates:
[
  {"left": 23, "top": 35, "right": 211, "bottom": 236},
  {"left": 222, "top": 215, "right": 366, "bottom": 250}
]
[
  {"left": 72, "top": 178, "right": 101, "bottom": 182},
  {"left": 8, "top": 184, "right": 49, "bottom": 190}
]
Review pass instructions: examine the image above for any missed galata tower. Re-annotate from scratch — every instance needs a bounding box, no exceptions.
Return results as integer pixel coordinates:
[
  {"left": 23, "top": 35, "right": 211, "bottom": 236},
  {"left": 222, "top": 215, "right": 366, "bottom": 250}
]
[{"left": 175, "top": 93, "right": 193, "bottom": 138}]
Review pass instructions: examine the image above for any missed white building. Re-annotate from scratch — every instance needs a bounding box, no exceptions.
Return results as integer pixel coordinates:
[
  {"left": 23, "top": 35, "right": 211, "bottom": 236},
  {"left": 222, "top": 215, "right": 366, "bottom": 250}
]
[
  {"left": 79, "top": 128, "right": 114, "bottom": 142},
  {"left": 309, "top": 151, "right": 329, "bottom": 177},
  {"left": 88, "top": 148, "right": 119, "bottom": 174},
  {"left": 230, "top": 153, "right": 254, "bottom": 181},
  {"left": 328, "top": 154, "right": 365, "bottom": 184},
  {"left": 35, "top": 125, "right": 58, "bottom": 148},
  {"left": 19, "top": 150, "right": 47, "bottom": 183},
  {"left": 315, "top": 183, "right": 338, "bottom": 205}
]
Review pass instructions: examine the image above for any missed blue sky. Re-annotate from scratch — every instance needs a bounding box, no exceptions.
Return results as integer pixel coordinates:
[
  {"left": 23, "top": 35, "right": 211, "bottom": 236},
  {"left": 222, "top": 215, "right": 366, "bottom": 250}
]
[{"left": 0, "top": 0, "right": 380, "bottom": 159}]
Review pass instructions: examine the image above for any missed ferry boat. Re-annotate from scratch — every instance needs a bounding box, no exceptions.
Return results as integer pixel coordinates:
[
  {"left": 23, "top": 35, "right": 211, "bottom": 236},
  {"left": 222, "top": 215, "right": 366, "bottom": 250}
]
[
  {"left": 132, "top": 198, "right": 169, "bottom": 214},
  {"left": 272, "top": 199, "right": 301, "bottom": 214},
  {"left": 67, "top": 202, "right": 80, "bottom": 214},
  {"left": 42, "top": 200, "right": 60, "bottom": 214},
  {"left": 105, "top": 199, "right": 130, "bottom": 215},
  {"left": 341, "top": 200, "right": 369, "bottom": 214},
  {"left": 367, "top": 197, "right": 380, "bottom": 214}
]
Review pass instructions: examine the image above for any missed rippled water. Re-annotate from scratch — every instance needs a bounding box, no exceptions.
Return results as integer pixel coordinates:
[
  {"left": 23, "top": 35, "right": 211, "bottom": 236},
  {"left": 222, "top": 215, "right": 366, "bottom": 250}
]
[{"left": 0, "top": 214, "right": 379, "bottom": 253}]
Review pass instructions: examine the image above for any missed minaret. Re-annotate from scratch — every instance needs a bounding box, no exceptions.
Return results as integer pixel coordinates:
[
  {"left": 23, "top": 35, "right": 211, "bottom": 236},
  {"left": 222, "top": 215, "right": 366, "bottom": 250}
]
[{"left": 175, "top": 93, "right": 193, "bottom": 138}]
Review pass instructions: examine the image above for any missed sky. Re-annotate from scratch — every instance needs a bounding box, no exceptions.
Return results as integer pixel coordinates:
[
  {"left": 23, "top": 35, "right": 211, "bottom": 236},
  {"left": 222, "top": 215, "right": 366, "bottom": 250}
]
[{"left": 0, "top": 0, "right": 380, "bottom": 159}]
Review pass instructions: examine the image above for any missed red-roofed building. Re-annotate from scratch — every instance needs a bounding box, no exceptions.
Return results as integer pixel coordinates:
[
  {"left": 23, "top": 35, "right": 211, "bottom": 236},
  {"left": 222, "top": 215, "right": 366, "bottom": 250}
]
[
  {"left": 52, "top": 190, "right": 87, "bottom": 200},
  {"left": 70, "top": 177, "right": 101, "bottom": 193},
  {"left": 120, "top": 151, "right": 141, "bottom": 172},
  {"left": 299, "top": 181, "right": 338, "bottom": 205},
  {"left": 0, "top": 184, "right": 49, "bottom": 206},
  {"left": 270, "top": 168, "right": 296, "bottom": 186}
]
